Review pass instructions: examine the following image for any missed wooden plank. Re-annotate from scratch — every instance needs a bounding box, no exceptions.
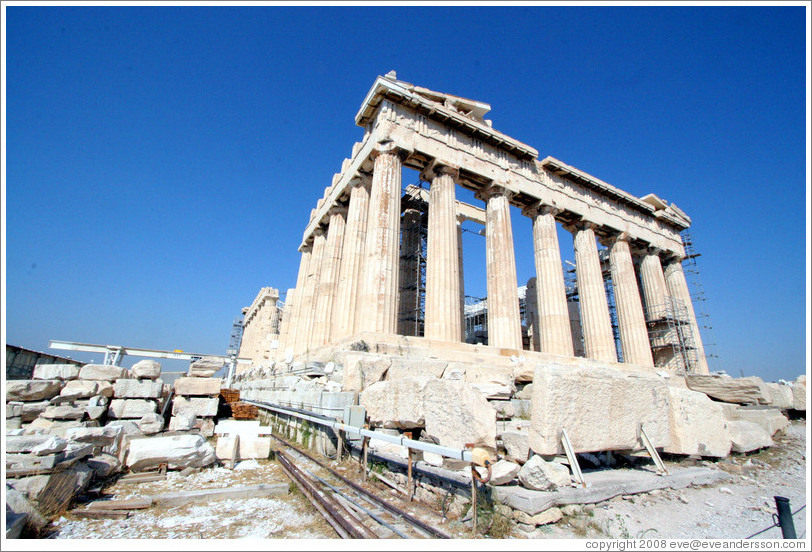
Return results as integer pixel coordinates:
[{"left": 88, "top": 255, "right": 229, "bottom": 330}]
[
  {"left": 84, "top": 498, "right": 153, "bottom": 511},
  {"left": 71, "top": 509, "right": 131, "bottom": 520},
  {"left": 151, "top": 483, "right": 288, "bottom": 507},
  {"left": 118, "top": 473, "right": 166, "bottom": 484}
]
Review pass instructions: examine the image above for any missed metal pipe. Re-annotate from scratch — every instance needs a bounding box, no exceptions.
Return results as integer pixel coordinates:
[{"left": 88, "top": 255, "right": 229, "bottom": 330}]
[
  {"left": 774, "top": 496, "right": 797, "bottom": 539},
  {"left": 246, "top": 400, "right": 473, "bottom": 462}
]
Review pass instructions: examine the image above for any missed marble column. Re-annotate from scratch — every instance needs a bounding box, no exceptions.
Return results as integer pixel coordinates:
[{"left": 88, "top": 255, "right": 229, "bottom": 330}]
[
  {"left": 479, "top": 185, "right": 522, "bottom": 350},
  {"left": 607, "top": 235, "right": 654, "bottom": 367},
  {"left": 358, "top": 143, "right": 404, "bottom": 335},
  {"left": 275, "top": 287, "right": 296, "bottom": 361},
  {"left": 639, "top": 249, "right": 670, "bottom": 321},
  {"left": 424, "top": 165, "right": 462, "bottom": 342},
  {"left": 525, "top": 204, "right": 575, "bottom": 356},
  {"left": 664, "top": 257, "right": 711, "bottom": 374},
  {"left": 279, "top": 247, "right": 312, "bottom": 360},
  {"left": 457, "top": 219, "right": 466, "bottom": 341},
  {"left": 311, "top": 206, "right": 347, "bottom": 349},
  {"left": 332, "top": 179, "right": 371, "bottom": 340},
  {"left": 294, "top": 227, "right": 326, "bottom": 355},
  {"left": 572, "top": 222, "right": 617, "bottom": 362},
  {"left": 398, "top": 208, "right": 422, "bottom": 336},
  {"left": 525, "top": 277, "right": 540, "bottom": 351}
]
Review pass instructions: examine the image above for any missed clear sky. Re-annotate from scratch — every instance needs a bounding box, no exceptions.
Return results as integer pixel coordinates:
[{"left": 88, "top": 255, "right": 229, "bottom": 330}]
[{"left": 3, "top": 4, "right": 809, "bottom": 381}]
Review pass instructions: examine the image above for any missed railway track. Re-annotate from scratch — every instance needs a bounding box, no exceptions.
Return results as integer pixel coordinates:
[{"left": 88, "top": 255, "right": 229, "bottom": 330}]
[{"left": 271, "top": 433, "right": 450, "bottom": 539}]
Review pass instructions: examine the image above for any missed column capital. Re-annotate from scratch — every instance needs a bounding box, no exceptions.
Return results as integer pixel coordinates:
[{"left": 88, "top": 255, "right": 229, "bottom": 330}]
[
  {"left": 371, "top": 140, "right": 412, "bottom": 161},
  {"left": 475, "top": 183, "right": 513, "bottom": 203},
  {"left": 563, "top": 218, "right": 598, "bottom": 235},
  {"left": 349, "top": 176, "right": 371, "bottom": 191},
  {"left": 327, "top": 204, "right": 349, "bottom": 218},
  {"left": 420, "top": 160, "right": 460, "bottom": 182},
  {"left": 298, "top": 242, "right": 313, "bottom": 254},
  {"left": 663, "top": 251, "right": 686, "bottom": 264},
  {"left": 313, "top": 225, "right": 326, "bottom": 237},
  {"left": 521, "top": 201, "right": 561, "bottom": 219},
  {"left": 599, "top": 231, "right": 634, "bottom": 247}
]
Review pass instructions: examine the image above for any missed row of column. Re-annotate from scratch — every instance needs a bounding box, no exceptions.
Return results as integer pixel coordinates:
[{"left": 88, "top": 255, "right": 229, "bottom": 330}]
[{"left": 278, "top": 141, "right": 707, "bottom": 374}]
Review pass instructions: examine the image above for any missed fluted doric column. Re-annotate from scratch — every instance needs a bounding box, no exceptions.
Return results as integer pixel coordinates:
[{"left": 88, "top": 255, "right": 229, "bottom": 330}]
[
  {"left": 607, "top": 234, "right": 654, "bottom": 367},
  {"left": 525, "top": 277, "right": 540, "bottom": 351},
  {"left": 294, "top": 227, "right": 326, "bottom": 355},
  {"left": 663, "top": 257, "right": 711, "bottom": 374},
  {"left": 398, "top": 207, "right": 422, "bottom": 336},
  {"left": 311, "top": 206, "right": 347, "bottom": 348},
  {"left": 275, "top": 287, "right": 296, "bottom": 361},
  {"left": 525, "top": 204, "right": 575, "bottom": 356},
  {"left": 358, "top": 143, "right": 404, "bottom": 334},
  {"left": 638, "top": 249, "right": 670, "bottom": 321},
  {"left": 332, "top": 179, "right": 371, "bottom": 340},
  {"left": 457, "top": 219, "right": 466, "bottom": 341},
  {"left": 424, "top": 164, "right": 462, "bottom": 342},
  {"left": 478, "top": 185, "right": 522, "bottom": 350},
  {"left": 279, "top": 247, "right": 311, "bottom": 360},
  {"left": 572, "top": 222, "right": 617, "bottom": 362}
]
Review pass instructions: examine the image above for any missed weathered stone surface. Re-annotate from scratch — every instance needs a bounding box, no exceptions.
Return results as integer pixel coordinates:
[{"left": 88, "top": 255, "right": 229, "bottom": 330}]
[
  {"left": 727, "top": 420, "right": 773, "bottom": 453},
  {"left": 172, "top": 396, "right": 219, "bottom": 417},
  {"left": 7, "top": 380, "right": 65, "bottom": 401},
  {"left": 66, "top": 425, "right": 123, "bottom": 446},
  {"left": 88, "top": 394, "right": 109, "bottom": 407},
  {"left": 424, "top": 379, "right": 497, "bottom": 451},
  {"left": 387, "top": 358, "right": 447, "bottom": 380},
  {"left": 20, "top": 401, "right": 49, "bottom": 422},
  {"left": 60, "top": 380, "right": 114, "bottom": 400},
  {"left": 342, "top": 354, "right": 391, "bottom": 392},
  {"left": 194, "top": 417, "right": 216, "bottom": 437},
  {"left": 131, "top": 359, "right": 161, "bottom": 380},
  {"left": 7, "top": 401, "right": 24, "bottom": 418},
  {"left": 515, "top": 384, "right": 533, "bottom": 400},
  {"left": 489, "top": 460, "right": 521, "bottom": 486},
  {"left": 664, "top": 386, "right": 731, "bottom": 458},
  {"left": 491, "top": 399, "right": 515, "bottom": 419},
  {"left": 685, "top": 374, "right": 767, "bottom": 405},
  {"left": 465, "top": 365, "right": 515, "bottom": 399},
  {"left": 764, "top": 383, "right": 794, "bottom": 410},
  {"left": 174, "top": 377, "right": 222, "bottom": 396},
  {"left": 511, "top": 399, "right": 532, "bottom": 419},
  {"left": 518, "top": 455, "right": 571, "bottom": 491},
  {"left": 188, "top": 357, "right": 223, "bottom": 378},
  {"left": 31, "top": 436, "right": 68, "bottom": 456},
  {"left": 361, "top": 377, "right": 429, "bottom": 429},
  {"left": 441, "top": 363, "right": 466, "bottom": 380},
  {"left": 33, "top": 364, "right": 80, "bottom": 381},
  {"left": 126, "top": 434, "right": 216, "bottom": 471},
  {"left": 501, "top": 430, "right": 531, "bottom": 464},
  {"left": 108, "top": 399, "right": 158, "bottom": 419},
  {"left": 529, "top": 364, "right": 669, "bottom": 455},
  {"left": 86, "top": 405, "right": 107, "bottom": 420},
  {"left": 25, "top": 418, "right": 88, "bottom": 433},
  {"left": 215, "top": 435, "right": 271, "bottom": 460},
  {"left": 7, "top": 417, "right": 22, "bottom": 431},
  {"left": 113, "top": 379, "right": 163, "bottom": 399},
  {"left": 42, "top": 403, "right": 88, "bottom": 420},
  {"left": 105, "top": 420, "right": 143, "bottom": 437},
  {"left": 792, "top": 376, "right": 806, "bottom": 410},
  {"left": 8, "top": 475, "right": 51, "bottom": 501},
  {"left": 514, "top": 506, "right": 563, "bottom": 526},
  {"left": 6, "top": 434, "right": 57, "bottom": 453},
  {"left": 723, "top": 406, "right": 789, "bottom": 437},
  {"left": 168, "top": 411, "right": 197, "bottom": 431},
  {"left": 138, "top": 413, "right": 164, "bottom": 435},
  {"left": 79, "top": 364, "right": 126, "bottom": 381},
  {"left": 86, "top": 453, "right": 122, "bottom": 478}
]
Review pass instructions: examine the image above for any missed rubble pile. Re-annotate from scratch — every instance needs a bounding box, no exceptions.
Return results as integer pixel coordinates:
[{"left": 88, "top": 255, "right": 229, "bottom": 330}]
[{"left": 167, "top": 357, "right": 225, "bottom": 436}]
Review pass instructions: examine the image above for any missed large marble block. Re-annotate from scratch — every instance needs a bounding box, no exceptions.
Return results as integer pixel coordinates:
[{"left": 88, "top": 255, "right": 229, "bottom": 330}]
[{"left": 664, "top": 386, "right": 731, "bottom": 457}]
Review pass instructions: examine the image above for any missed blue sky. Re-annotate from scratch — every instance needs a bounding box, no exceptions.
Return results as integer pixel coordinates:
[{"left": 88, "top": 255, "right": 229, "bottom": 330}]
[{"left": 4, "top": 5, "right": 808, "bottom": 380}]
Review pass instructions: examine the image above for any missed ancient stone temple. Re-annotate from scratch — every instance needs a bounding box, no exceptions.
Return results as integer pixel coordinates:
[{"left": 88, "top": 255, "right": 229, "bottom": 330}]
[
  {"left": 275, "top": 72, "right": 709, "bottom": 376},
  {"left": 237, "top": 287, "right": 281, "bottom": 369}
]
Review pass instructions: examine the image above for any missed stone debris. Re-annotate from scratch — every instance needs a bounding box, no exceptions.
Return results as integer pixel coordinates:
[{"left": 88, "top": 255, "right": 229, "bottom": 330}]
[
  {"left": 7, "top": 380, "right": 65, "bottom": 402},
  {"left": 664, "top": 386, "right": 731, "bottom": 458},
  {"left": 168, "top": 411, "right": 197, "bottom": 431},
  {"left": 137, "top": 413, "right": 165, "bottom": 435},
  {"left": 517, "top": 455, "right": 571, "bottom": 491},
  {"left": 125, "top": 434, "right": 217, "bottom": 472},
  {"left": 488, "top": 459, "right": 521, "bottom": 486},
  {"left": 33, "top": 364, "right": 80, "bottom": 381},
  {"left": 685, "top": 374, "right": 768, "bottom": 405},
  {"left": 131, "top": 359, "right": 162, "bottom": 380},
  {"left": 188, "top": 357, "right": 223, "bottom": 378},
  {"left": 78, "top": 364, "right": 127, "bottom": 382},
  {"left": 726, "top": 420, "right": 773, "bottom": 453}
]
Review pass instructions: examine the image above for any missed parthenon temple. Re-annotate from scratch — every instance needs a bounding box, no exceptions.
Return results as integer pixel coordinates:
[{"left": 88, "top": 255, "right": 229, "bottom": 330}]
[{"left": 241, "top": 72, "right": 709, "bottom": 378}]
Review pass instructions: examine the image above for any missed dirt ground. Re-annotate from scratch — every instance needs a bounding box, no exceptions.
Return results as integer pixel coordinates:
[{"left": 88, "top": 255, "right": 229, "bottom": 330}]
[{"left": 49, "top": 419, "right": 807, "bottom": 540}]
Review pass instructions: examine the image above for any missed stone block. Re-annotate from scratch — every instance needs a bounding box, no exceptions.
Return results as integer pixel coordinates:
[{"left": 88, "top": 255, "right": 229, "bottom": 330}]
[
  {"left": 86, "top": 405, "right": 107, "bottom": 420},
  {"left": 7, "top": 401, "right": 24, "bottom": 418},
  {"left": 20, "top": 401, "right": 49, "bottom": 422},
  {"left": 424, "top": 379, "right": 497, "bottom": 451},
  {"left": 489, "top": 460, "right": 521, "bottom": 486},
  {"left": 126, "top": 434, "right": 217, "bottom": 471},
  {"left": 174, "top": 377, "right": 222, "bottom": 396},
  {"left": 113, "top": 379, "right": 163, "bottom": 399},
  {"left": 7, "top": 417, "right": 22, "bottom": 431},
  {"left": 168, "top": 411, "right": 197, "bottom": 431},
  {"left": 8, "top": 475, "right": 51, "bottom": 501},
  {"left": 529, "top": 364, "right": 669, "bottom": 455},
  {"left": 42, "top": 403, "right": 88, "bottom": 420},
  {"left": 727, "top": 420, "right": 773, "bottom": 453},
  {"left": 515, "top": 383, "right": 533, "bottom": 400},
  {"left": 6, "top": 434, "right": 57, "bottom": 453},
  {"left": 131, "top": 359, "right": 161, "bottom": 380},
  {"left": 518, "top": 455, "right": 571, "bottom": 491},
  {"left": 514, "top": 507, "right": 563, "bottom": 526},
  {"left": 31, "top": 436, "right": 68, "bottom": 456},
  {"left": 792, "top": 379, "right": 806, "bottom": 411},
  {"left": 664, "top": 386, "right": 731, "bottom": 458},
  {"left": 319, "top": 391, "right": 357, "bottom": 418},
  {"left": 361, "top": 377, "right": 429, "bottom": 429},
  {"left": 511, "top": 399, "right": 532, "bottom": 419},
  {"left": 137, "top": 413, "right": 165, "bottom": 434},
  {"left": 25, "top": 418, "right": 88, "bottom": 433},
  {"left": 60, "top": 380, "right": 114, "bottom": 400},
  {"left": 86, "top": 453, "right": 122, "bottom": 478},
  {"left": 33, "top": 364, "right": 80, "bottom": 381},
  {"left": 65, "top": 425, "right": 123, "bottom": 447},
  {"left": 724, "top": 406, "right": 788, "bottom": 436},
  {"left": 342, "top": 354, "right": 391, "bottom": 392},
  {"left": 387, "top": 358, "right": 447, "bottom": 380},
  {"left": 465, "top": 365, "right": 515, "bottom": 399},
  {"left": 172, "top": 396, "right": 219, "bottom": 417},
  {"left": 79, "top": 364, "right": 126, "bottom": 381},
  {"left": 188, "top": 357, "right": 223, "bottom": 377},
  {"left": 215, "top": 435, "right": 271, "bottom": 460},
  {"left": 105, "top": 420, "right": 143, "bottom": 438},
  {"left": 685, "top": 374, "right": 768, "bottom": 405},
  {"left": 501, "top": 430, "right": 531, "bottom": 464},
  {"left": 194, "top": 417, "right": 215, "bottom": 437},
  {"left": 764, "top": 383, "right": 794, "bottom": 410},
  {"left": 108, "top": 399, "right": 158, "bottom": 419},
  {"left": 7, "top": 380, "right": 65, "bottom": 401},
  {"left": 490, "top": 399, "right": 515, "bottom": 419}
]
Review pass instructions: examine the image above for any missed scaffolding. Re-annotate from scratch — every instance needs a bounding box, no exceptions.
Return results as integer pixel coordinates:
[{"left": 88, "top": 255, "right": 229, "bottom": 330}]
[
  {"left": 645, "top": 297, "right": 699, "bottom": 375},
  {"left": 680, "top": 229, "right": 720, "bottom": 372}
]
